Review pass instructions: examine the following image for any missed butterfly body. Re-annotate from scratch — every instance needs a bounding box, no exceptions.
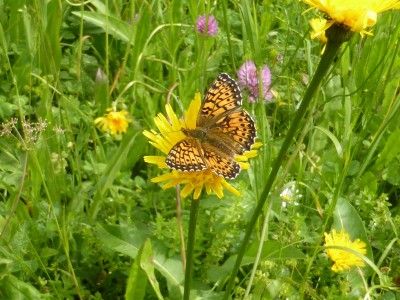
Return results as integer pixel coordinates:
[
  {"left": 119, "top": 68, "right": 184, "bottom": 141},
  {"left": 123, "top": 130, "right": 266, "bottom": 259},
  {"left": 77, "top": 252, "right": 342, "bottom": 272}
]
[{"left": 166, "top": 73, "right": 256, "bottom": 179}]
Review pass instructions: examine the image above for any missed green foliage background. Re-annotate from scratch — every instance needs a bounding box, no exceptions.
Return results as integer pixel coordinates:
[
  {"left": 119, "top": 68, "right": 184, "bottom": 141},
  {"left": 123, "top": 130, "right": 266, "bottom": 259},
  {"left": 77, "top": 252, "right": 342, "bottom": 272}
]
[{"left": 0, "top": 0, "right": 399, "bottom": 299}]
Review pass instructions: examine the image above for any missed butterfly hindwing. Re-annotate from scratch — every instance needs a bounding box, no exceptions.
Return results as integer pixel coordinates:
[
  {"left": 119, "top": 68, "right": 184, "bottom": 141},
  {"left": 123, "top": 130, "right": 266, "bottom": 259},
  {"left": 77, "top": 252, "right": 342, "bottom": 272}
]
[
  {"left": 210, "top": 110, "right": 256, "bottom": 154},
  {"left": 166, "top": 139, "right": 207, "bottom": 172},
  {"left": 202, "top": 143, "right": 241, "bottom": 179}
]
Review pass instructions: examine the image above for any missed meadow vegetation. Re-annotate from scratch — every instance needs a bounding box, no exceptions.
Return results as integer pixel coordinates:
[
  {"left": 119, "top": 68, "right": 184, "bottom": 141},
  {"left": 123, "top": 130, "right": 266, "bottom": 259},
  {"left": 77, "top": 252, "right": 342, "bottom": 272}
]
[{"left": 0, "top": 0, "right": 399, "bottom": 299}]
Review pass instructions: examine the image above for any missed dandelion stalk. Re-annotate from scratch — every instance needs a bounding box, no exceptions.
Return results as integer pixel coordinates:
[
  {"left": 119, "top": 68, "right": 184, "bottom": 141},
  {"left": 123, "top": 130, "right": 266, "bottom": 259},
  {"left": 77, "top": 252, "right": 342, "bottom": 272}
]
[
  {"left": 224, "top": 25, "right": 352, "bottom": 298},
  {"left": 183, "top": 198, "right": 200, "bottom": 300},
  {"left": 176, "top": 185, "right": 187, "bottom": 271}
]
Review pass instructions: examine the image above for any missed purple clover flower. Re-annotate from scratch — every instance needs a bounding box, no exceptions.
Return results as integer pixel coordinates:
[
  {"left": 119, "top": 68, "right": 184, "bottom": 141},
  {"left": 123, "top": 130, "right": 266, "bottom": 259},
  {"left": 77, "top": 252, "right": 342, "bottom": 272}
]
[
  {"left": 237, "top": 61, "right": 273, "bottom": 103},
  {"left": 196, "top": 15, "right": 218, "bottom": 37}
]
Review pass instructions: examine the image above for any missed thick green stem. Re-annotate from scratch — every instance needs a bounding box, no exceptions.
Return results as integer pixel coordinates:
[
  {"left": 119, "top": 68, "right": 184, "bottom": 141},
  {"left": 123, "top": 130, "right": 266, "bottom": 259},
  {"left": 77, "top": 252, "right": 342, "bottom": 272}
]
[
  {"left": 224, "top": 31, "right": 346, "bottom": 299},
  {"left": 183, "top": 198, "right": 200, "bottom": 300}
]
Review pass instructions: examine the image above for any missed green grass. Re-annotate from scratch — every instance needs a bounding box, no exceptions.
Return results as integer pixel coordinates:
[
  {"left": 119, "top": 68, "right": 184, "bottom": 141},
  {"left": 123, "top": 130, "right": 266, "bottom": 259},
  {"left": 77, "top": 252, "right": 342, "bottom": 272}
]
[{"left": 0, "top": 1, "right": 399, "bottom": 299}]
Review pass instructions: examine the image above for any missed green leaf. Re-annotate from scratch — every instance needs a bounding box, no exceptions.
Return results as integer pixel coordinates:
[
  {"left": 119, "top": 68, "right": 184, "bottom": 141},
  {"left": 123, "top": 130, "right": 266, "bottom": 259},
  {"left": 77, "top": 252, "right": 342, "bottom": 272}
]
[
  {"left": 139, "top": 240, "right": 164, "bottom": 299},
  {"left": 314, "top": 126, "right": 343, "bottom": 158},
  {"left": 0, "top": 275, "right": 44, "bottom": 299},
  {"left": 126, "top": 239, "right": 164, "bottom": 300},
  {"left": 96, "top": 224, "right": 183, "bottom": 298},
  {"left": 71, "top": 11, "right": 134, "bottom": 43},
  {"left": 0, "top": 259, "right": 12, "bottom": 280},
  {"left": 125, "top": 242, "right": 148, "bottom": 300},
  {"left": 385, "top": 161, "right": 400, "bottom": 185},
  {"left": 374, "top": 129, "right": 400, "bottom": 168},
  {"left": 207, "top": 241, "right": 305, "bottom": 282},
  {"left": 96, "top": 223, "right": 148, "bottom": 259},
  {"left": 359, "top": 171, "right": 378, "bottom": 193},
  {"left": 39, "top": 247, "right": 59, "bottom": 258},
  {"left": 0, "top": 96, "right": 18, "bottom": 118},
  {"left": 245, "top": 240, "right": 306, "bottom": 260},
  {"left": 253, "top": 279, "right": 283, "bottom": 299},
  {"left": 41, "top": 0, "right": 62, "bottom": 73}
]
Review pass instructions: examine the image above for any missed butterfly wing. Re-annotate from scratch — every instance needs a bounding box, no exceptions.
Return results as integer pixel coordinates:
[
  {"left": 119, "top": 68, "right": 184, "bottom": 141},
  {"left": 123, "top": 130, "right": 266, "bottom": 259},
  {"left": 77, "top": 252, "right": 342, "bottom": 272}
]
[
  {"left": 197, "top": 73, "right": 242, "bottom": 127},
  {"left": 166, "top": 138, "right": 241, "bottom": 179},
  {"left": 166, "top": 139, "right": 207, "bottom": 172},
  {"left": 210, "top": 110, "right": 256, "bottom": 154},
  {"left": 202, "top": 143, "right": 241, "bottom": 179},
  {"left": 198, "top": 73, "right": 256, "bottom": 155}
]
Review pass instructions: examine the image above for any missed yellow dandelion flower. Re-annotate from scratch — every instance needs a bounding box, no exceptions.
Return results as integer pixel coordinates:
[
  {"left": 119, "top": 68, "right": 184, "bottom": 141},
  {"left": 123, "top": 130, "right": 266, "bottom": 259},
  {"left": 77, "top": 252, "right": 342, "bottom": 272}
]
[
  {"left": 94, "top": 108, "right": 132, "bottom": 136},
  {"left": 143, "top": 92, "right": 260, "bottom": 200},
  {"left": 302, "top": 0, "right": 400, "bottom": 36},
  {"left": 324, "top": 228, "right": 367, "bottom": 272}
]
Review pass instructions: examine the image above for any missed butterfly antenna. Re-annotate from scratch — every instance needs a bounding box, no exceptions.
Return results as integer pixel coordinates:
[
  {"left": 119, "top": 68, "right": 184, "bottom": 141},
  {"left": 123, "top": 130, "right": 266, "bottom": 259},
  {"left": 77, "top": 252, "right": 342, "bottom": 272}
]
[
  {"left": 146, "top": 81, "right": 189, "bottom": 139},
  {"left": 166, "top": 81, "right": 189, "bottom": 132},
  {"left": 165, "top": 82, "right": 180, "bottom": 123},
  {"left": 166, "top": 82, "right": 179, "bottom": 106}
]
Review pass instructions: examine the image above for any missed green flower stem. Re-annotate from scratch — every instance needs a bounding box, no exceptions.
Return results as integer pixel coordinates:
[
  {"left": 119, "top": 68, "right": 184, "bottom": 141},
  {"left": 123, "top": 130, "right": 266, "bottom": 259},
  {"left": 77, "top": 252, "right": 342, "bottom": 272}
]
[
  {"left": 183, "top": 198, "right": 200, "bottom": 300},
  {"left": 224, "top": 34, "right": 345, "bottom": 299}
]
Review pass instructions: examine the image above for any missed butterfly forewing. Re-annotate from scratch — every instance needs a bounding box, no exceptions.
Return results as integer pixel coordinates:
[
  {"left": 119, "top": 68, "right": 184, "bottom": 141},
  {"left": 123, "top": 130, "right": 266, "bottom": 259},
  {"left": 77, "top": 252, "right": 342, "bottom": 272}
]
[
  {"left": 197, "top": 73, "right": 242, "bottom": 127},
  {"left": 166, "top": 139, "right": 207, "bottom": 172}
]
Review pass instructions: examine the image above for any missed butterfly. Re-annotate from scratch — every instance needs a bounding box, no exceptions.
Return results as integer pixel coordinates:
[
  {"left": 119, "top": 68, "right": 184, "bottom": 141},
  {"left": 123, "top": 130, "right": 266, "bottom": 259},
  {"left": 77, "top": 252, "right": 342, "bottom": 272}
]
[{"left": 165, "top": 73, "right": 256, "bottom": 179}]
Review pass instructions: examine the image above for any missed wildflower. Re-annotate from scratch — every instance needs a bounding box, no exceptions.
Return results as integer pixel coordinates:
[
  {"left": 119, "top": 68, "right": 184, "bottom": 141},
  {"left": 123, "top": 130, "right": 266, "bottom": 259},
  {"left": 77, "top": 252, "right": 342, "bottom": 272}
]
[
  {"left": 196, "top": 15, "right": 218, "bottom": 36},
  {"left": 280, "top": 185, "right": 301, "bottom": 208},
  {"left": 301, "top": 0, "right": 400, "bottom": 37},
  {"left": 53, "top": 124, "right": 65, "bottom": 135},
  {"left": 237, "top": 61, "right": 273, "bottom": 103},
  {"left": 143, "top": 93, "right": 260, "bottom": 199},
  {"left": 94, "top": 108, "right": 132, "bottom": 136},
  {"left": 0, "top": 118, "right": 17, "bottom": 136},
  {"left": 324, "top": 229, "right": 367, "bottom": 272},
  {"left": 1, "top": 117, "right": 49, "bottom": 149}
]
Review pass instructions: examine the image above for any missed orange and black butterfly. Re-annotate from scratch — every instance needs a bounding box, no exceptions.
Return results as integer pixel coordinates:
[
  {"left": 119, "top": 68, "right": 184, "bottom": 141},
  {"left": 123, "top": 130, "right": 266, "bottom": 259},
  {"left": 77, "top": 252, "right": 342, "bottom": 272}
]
[{"left": 166, "top": 73, "right": 256, "bottom": 179}]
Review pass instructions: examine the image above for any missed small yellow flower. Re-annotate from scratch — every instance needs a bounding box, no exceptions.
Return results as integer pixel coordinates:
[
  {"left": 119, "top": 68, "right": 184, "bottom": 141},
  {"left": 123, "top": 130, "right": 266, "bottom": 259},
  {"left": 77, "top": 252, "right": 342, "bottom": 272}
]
[
  {"left": 302, "top": 0, "right": 400, "bottom": 36},
  {"left": 324, "top": 229, "right": 367, "bottom": 272},
  {"left": 94, "top": 108, "right": 132, "bottom": 136},
  {"left": 143, "top": 93, "right": 260, "bottom": 199}
]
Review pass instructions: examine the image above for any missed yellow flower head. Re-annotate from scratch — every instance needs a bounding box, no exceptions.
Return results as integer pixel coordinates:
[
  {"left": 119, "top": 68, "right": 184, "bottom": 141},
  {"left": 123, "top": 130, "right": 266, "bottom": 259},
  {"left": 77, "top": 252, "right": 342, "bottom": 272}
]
[
  {"left": 324, "top": 229, "right": 367, "bottom": 272},
  {"left": 143, "top": 93, "right": 260, "bottom": 200},
  {"left": 94, "top": 108, "right": 132, "bottom": 136},
  {"left": 302, "top": 0, "right": 400, "bottom": 36}
]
